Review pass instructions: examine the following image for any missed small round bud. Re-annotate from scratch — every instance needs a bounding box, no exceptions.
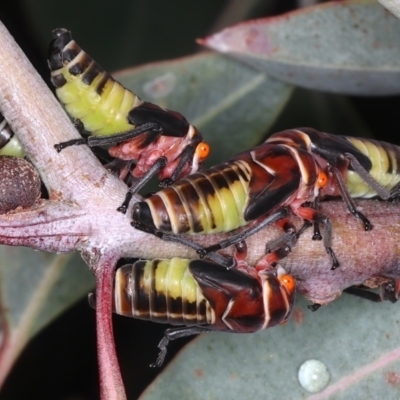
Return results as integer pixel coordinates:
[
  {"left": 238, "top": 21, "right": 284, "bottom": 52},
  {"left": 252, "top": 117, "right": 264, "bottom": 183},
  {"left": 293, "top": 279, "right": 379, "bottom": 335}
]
[{"left": 0, "top": 156, "right": 41, "bottom": 214}]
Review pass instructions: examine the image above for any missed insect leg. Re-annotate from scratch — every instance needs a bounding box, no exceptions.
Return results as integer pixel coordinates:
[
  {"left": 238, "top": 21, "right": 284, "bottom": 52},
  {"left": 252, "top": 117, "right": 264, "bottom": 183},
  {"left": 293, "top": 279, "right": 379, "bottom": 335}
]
[
  {"left": 256, "top": 242, "right": 297, "bottom": 272},
  {"left": 265, "top": 217, "right": 297, "bottom": 252},
  {"left": 296, "top": 207, "right": 339, "bottom": 270},
  {"left": 159, "top": 144, "right": 195, "bottom": 187},
  {"left": 343, "top": 286, "right": 384, "bottom": 302},
  {"left": 254, "top": 217, "right": 299, "bottom": 268},
  {"left": 342, "top": 152, "right": 392, "bottom": 200},
  {"left": 150, "top": 326, "right": 211, "bottom": 368},
  {"left": 197, "top": 207, "right": 290, "bottom": 257},
  {"left": 117, "top": 157, "right": 168, "bottom": 214},
  {"left": 54, "top": 137, "right": 88, "bottom": 152},
  {"left": 307, "top": 304, "right": 321, "bottom": 312},
  {"left": 328, "top": 162, "right": 372, "bottom": 231},
  {"left": 89, "top": 291, "right": 212, "bottom": 368},
  {"left": 296, "top": 220, "right": 313, "bottom": 238},
  {"left": 131, "top": 220, "right": 235, "bottom": 268},
  {"left": 54, "top": 122, "right": 162, "bottom": 152},
  {"left": 310, "top": 198, "right": 322, "bottom": 240},
  {"left": 88, "top": 122, "right": 163, "bottom": 147},
  {"left": 382, "top": 279, "right": 400, "bottom": 303},
  {"left": 342, "top": 279, "right": 400, "bottom": 303},
  {"left": 104, "top": 159, "right": 134, "bottom": 180}
]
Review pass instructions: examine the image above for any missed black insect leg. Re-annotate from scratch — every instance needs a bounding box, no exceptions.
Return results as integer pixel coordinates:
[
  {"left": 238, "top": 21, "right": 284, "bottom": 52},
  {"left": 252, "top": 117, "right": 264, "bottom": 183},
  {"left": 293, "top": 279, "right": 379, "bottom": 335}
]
[
  {"left": 117, "top": 157, "right": 168, "bottom": 214},
  {"left": 344, "top": 279, "right": 400, "bottom": 303},
  {"left": 54, "top": 122, "right": 162, "bottom": 152},
  {"left": 381, "top": 279, "right": 400, "bottom": 303},
  {"left": 296, "top": 220, "right": 312, "bottom": 238},
  {"left": 389, "top": 182, "right": 400, "bottom": 200},
  {"left": 296, "top": 206, "right": 339, "bottom": 270},
  {"left": 159, "top": 144, "right": 195, "bottom": 187},
  {"left": 328, "top": 161, "right": 373, "bottom": 231},
  {"left": 54, "top": 137, "right": 88, "bottom": 152},
  {"left": 131, "top": 220, "right": 235, "bottom": 269},
  {"left": 343, "top": 286, "right": 384, "bottom": 302},
  {"left": 197, "top": 207, "right": 290, "bottom": 257},
  {"left": 294, "top": 201, "right": 322, "bottom": 240},
  {"left": 309, "top": 198, "right": 322, "bottom": 240},
  {"left": 150, "top": 326, "right": 211, "bottom": 368},
  {"left": 312, "top": 222, "right": 322, "bottom": 240},
  {"left": 259, "top": 217, "right": 299, "bottom": 267},
  {"left": 265, "top": 217, "right": 297, "bottom": 251},
  {"left": 307, "top": 303, "right": 321, "bottom": 312},
  {"left": 342, "top": 152, "right": 392, "bottom": 200},
  {"left": 87, "top": 122, "right": 162, "bottom": 146},
  {"left": 103, "top": 158, "right": 133, "bottom": 180},
  {"left": 316, "top": 213, "right": 339, "bottom": 270}
]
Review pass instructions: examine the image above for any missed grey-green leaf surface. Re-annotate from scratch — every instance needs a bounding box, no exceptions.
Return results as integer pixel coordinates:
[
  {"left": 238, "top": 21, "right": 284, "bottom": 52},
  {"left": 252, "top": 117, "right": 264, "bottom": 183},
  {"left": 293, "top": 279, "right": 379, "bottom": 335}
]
[
  {"left": 115, "top": 52, "right": 293, "bottom": 166},
  {"left": 140, "top": 294, "right": 400, "bottom": 400},
  {"left": 200, "top": 0, "right": 400, "bottom": 96},
  {"left": 0, "top": 246, "right": 94, "bottom": 384}
]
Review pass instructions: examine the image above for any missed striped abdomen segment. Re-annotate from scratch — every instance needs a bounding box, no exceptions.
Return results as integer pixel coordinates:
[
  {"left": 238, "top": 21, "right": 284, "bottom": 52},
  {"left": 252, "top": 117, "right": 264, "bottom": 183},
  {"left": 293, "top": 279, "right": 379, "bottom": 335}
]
[
  {"left": 114, "top": 258, "right": 213, "bottom": 326},
  {"left": 0, "top": 114, "right": 24, "bottom": 157},
  {"left": 113, "top": 258, "right": 296, "bottom": 333},
  {"left": 345, "top": 137, "right": 400, "bottom": 198},
  {"left": 133, "top": 160, "right": 252, "bottom": 234},
  {"left": 48, "top": 28, "right": 142, "bottom": 136}
]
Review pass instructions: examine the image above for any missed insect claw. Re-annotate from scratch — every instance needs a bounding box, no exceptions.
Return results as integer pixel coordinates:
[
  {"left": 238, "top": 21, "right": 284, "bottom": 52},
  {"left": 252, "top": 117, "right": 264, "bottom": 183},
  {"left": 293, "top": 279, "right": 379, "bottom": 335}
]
[
  {"left": 150, "top": 336, "right": 169, "bottom": 368},
  {"left": 54, "top": 144, "right": 63, "bottom": 153},
  {"left": 196, "top": 249, "right": 207, "bottom": 258},
  {"left": 324, "top": 246, "right": 340, "bottom": 270},
  {"left": 363, "top": 219, "right": 373, "bottom": 231},
  {"left": 307, "top": 303, "right": 321, "bottom": 312},
  {"left": 312, "top": 233, "right": 322, "bottom": 240},
  {"left": 159, "top": 178, "right": 173, "bottom": 187},
  {"left": 117, "top": 205, "right": 127, "bottom": 213}
]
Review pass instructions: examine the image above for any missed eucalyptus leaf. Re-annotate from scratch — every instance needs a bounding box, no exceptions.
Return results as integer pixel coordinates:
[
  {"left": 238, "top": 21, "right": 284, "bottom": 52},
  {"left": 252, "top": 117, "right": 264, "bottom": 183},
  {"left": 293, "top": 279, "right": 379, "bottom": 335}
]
[
  {"left": 201, "top": 0, "right": 400, "bottom": 96},
  {"left": 141, "top": 294, "right": 400, "bottom": 400},
  {"left": 115, "top": 52, "right": 293, "bottom": 166},
  {"left": 0, "top": 246, "right": 94, "bottom": 384}
]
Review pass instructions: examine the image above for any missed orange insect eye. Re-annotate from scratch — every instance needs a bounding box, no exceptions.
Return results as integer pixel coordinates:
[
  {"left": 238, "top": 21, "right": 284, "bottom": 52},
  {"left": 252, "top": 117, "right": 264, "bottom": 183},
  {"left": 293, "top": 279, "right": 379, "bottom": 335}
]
[
  {"left": 279, "top": 274, "right": 296, "bottom": 293},
  {"left": 196, "top": 142, "right": 210, "bottom": 160},
  {"left": 317, "top": 171, "right": 328, "bottom": 188}
]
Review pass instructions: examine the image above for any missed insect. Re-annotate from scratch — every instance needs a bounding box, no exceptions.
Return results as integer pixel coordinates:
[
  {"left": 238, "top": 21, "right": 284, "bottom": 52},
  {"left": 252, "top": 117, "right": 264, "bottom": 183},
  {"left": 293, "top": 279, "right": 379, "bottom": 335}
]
[
  {"left": 132, "top": 132, "right": 338, "bottom": 269},
  {"left": 48, "top": 28, "right": 210, "bottom": 212},
  {"left": 109, "top": 256, "right": 295, "bottom": 367},
  {"left": 265, "top": 127, "right": 400, "bottom": 230},
  {"left": 133, "top": 127, "right": 400, "bottom": 270},
  {"left": 0, "top": 114, "right": 24, "bottom": 157}
]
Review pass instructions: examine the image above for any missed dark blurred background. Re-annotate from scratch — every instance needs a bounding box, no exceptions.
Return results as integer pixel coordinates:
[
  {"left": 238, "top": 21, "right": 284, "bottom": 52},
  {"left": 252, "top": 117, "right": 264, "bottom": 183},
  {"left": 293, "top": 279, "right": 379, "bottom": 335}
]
[{"left": 0, "top": 1, "right": 398, "bottom": 399}]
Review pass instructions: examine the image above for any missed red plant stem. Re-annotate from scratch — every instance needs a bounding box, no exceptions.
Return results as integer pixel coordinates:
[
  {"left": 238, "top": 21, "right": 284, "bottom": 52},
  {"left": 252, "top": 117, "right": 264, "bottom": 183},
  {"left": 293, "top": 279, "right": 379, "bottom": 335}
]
[{"left": 96, "top": 257, "right": 127, "bottom": 400}]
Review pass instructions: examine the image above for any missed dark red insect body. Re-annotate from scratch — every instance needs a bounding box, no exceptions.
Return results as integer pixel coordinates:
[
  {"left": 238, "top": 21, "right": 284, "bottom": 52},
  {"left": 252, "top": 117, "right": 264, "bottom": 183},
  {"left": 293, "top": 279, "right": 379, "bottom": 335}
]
[{"left": 112, "top": 257, "right": 296, "bottom": 366}]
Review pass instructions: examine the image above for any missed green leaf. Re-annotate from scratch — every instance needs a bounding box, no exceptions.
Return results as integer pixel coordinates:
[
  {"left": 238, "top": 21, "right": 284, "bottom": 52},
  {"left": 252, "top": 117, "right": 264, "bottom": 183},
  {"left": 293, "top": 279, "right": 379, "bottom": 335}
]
[
  {"left": 0, "top": 247, "right": 94, "bottom": 385},
  {"left": 140, "top": 295, "right": 400, "bottom": 400},
  {"left": 201, "top": 0, "right": 400, "bottom": 96},
  {"left": 115, "top": 52, "right": 293, "bottom": 166}
]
